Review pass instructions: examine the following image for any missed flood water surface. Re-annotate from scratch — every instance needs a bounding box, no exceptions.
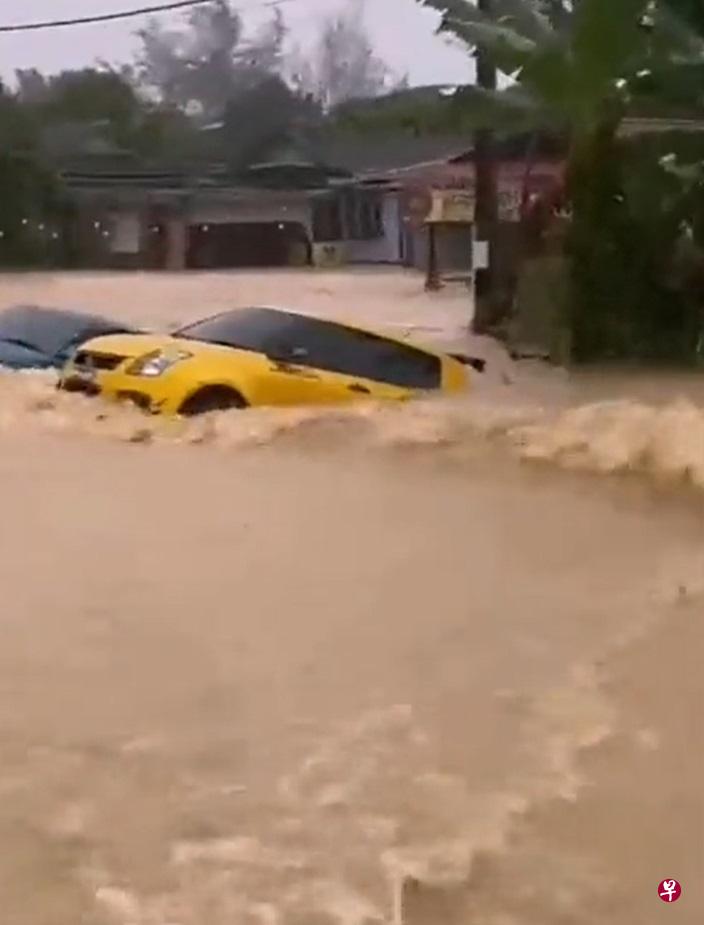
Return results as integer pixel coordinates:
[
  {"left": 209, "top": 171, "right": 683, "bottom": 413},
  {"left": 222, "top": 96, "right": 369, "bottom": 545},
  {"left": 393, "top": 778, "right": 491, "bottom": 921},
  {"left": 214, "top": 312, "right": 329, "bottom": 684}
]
[{"left": 0, "top": 271, "right": 702, "bottom": 924}]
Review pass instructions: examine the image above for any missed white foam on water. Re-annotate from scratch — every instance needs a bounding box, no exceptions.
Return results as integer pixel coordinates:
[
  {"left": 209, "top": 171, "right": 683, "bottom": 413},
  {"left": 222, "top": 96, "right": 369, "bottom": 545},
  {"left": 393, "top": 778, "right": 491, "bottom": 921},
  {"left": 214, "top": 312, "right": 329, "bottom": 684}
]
[
  {"left": 74, "top": 670, "right": 617, "bottom": 925},
  {"left": 6, "top": 368, "right": 704, "bottom": 496},
  {"left": 1, "top": 271, "right": 702, "bottom": 923}
]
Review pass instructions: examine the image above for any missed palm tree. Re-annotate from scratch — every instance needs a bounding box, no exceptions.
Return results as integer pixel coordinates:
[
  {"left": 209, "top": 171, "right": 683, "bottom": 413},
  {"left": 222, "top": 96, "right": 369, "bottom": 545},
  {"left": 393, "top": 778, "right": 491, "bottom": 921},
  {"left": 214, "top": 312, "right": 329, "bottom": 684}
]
[
  {"left": 419, "top": 0, "right": 704, "bottom": 176},
  {"left": 415, "top": 0, "right": 704, "bottom": 356}
]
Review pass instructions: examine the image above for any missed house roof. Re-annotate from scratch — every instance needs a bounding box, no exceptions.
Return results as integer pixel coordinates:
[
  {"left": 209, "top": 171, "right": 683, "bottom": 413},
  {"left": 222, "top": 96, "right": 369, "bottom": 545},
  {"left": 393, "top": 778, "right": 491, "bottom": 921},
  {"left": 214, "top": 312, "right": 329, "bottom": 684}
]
[
  {"left": 50, "top": 93, "right": 569, "bottom": 196},
  {"left": 40, "top": 120, "right": 132, "bottom": 161},
  {"left": 314, "top": 132, "right": 476, "bottom": 177},
  {"left": 224, "top": 132, "right": 477, "bottom": 181}
]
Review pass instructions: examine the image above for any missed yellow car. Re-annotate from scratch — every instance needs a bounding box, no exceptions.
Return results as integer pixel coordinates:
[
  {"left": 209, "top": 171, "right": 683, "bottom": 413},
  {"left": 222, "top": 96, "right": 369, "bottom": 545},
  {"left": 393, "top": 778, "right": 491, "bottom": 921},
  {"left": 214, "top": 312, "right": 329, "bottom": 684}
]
[{"left": 59, "top": 306, "right": 483, "bottom": 415}]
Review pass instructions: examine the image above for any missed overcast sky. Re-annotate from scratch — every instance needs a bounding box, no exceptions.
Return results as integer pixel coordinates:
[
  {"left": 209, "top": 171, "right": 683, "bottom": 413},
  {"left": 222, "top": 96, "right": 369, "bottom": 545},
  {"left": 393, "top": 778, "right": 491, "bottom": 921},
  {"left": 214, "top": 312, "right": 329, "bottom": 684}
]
[{"left": 0, "top": 0, "right": 472, "bottom": 86}]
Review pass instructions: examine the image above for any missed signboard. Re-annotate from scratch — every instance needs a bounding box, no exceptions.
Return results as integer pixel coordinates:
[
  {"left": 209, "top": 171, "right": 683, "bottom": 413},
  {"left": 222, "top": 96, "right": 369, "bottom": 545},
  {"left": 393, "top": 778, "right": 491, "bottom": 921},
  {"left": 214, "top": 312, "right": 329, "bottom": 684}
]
[
  {"left": 429, "top": 186, "right": 525, "bottom": 223},
  {"left": 426, "top": 189, "right": 474, "bottom": 224},
  {"left": 400, "top": 164, "right": 565, "bottom": 226}
]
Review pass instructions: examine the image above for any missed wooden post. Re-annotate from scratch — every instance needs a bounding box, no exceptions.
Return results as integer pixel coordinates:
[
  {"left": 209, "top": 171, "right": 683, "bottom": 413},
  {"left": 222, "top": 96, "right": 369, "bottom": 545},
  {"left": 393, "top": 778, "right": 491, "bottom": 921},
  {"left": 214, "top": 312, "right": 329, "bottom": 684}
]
[
  {"left": 425, "top": 223, "right": 441, "bottom": 291},
  {"left": 472, "top": 0, "right": 500, "bottom": 333}
]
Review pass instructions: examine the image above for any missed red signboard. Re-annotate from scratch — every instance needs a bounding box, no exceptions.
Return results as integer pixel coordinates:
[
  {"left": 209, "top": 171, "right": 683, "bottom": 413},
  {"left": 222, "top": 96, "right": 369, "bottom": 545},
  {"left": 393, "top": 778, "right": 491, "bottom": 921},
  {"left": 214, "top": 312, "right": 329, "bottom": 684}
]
[{"left": 399, "top": 160, "right": 564, "bottom": 226}]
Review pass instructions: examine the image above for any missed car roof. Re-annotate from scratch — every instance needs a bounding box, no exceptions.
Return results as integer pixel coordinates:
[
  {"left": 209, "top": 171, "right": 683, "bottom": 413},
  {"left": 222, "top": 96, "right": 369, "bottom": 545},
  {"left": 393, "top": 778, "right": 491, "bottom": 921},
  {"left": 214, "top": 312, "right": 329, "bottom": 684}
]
[
  {"left": 2, "top": 304, "right": 134, "bottom": 331},
  {"left": 179, "top": 306, "right": 439, "bottom": 355}
]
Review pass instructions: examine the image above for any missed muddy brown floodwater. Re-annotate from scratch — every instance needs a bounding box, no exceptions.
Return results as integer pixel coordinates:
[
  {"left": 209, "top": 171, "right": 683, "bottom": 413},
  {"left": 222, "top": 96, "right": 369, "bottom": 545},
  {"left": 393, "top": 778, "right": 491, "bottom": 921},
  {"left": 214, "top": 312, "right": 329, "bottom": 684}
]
[{"left": 0, "top": 270, "right": 702, "bottom": 924}]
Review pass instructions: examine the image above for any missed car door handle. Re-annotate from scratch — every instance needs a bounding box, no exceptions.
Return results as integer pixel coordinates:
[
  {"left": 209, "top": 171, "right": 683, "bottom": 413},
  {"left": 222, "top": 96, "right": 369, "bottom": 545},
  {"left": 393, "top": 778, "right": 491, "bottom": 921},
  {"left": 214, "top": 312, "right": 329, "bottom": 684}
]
[{"left": 348, "top": 383, "right": 370, "bottom": 394}]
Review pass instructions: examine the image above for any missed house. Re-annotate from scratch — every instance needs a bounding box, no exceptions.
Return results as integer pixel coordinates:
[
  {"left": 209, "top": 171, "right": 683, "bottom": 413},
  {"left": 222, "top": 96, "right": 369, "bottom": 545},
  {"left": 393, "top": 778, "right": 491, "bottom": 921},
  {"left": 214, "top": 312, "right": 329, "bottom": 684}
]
[
  {"left": 295, "top": 131, "right": 563, "bottom": 287},
  {"left": 21, "top": 82, "right": 704, "bottom": 273},
  {"left": 28, "top": 117, "right": 563, "bottom": 273},
  {"left": 57, "top": 150, "right": 335, "bottom": 270}
]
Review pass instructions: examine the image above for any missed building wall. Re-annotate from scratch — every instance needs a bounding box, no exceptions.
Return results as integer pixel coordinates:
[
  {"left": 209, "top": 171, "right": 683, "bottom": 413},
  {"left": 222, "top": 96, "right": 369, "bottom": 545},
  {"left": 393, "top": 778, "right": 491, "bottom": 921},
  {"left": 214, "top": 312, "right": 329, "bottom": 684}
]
[
  {"left": 407, "top": 224, "right": 473, "bottom": 275},
  {"left": 345, "top": 195, "right": 403, "bottom": 264},
  {"left": 68, "top": 202, "right": 151, "bottom": 270},
  {"left": 61, "top": 184, "right": 322, "bottom": 270},
  {"left": 187, "top": 192, "right": 312, "bottom": 236},
  {"left": 108, "top": 212, "right": 142, "bottom": 255},
  {"left": 106, "top": 209, "right": 150, "bottom": 269}
]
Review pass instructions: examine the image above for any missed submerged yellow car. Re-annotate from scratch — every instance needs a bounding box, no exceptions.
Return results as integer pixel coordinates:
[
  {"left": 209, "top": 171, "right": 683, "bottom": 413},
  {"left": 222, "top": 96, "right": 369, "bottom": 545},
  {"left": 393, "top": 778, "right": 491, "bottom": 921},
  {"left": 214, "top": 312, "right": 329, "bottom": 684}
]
[{"left": 59, "top": 306, "right": 483, "bottom": 415}]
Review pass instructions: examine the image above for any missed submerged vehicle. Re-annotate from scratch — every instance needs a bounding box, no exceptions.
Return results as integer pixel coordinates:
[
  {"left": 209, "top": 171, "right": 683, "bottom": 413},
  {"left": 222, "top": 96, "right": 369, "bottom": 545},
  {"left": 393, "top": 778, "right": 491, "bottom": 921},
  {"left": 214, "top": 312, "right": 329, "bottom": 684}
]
[
  {"left": 0, "top": 305, "right": 136, "bottom": 371},
  {"left": 59, "top": 306, "right": 484, "bottom": 415}
]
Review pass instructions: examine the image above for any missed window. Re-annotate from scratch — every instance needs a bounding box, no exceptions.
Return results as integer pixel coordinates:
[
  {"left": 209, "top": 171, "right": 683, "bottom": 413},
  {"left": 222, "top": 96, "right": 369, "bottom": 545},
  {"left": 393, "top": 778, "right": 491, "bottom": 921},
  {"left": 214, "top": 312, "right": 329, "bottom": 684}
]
[
  {"left": 283, "top": 316, "right": 441, "bottom": 389},
  {"left": 342, "top": 192, "right": 385, "bottom": 240},
  {"left": 360, "top": 200, "right": 384, "bottom": 239},
  {"left": 177, "top": 308, "right": 441, "bottom": 390}
]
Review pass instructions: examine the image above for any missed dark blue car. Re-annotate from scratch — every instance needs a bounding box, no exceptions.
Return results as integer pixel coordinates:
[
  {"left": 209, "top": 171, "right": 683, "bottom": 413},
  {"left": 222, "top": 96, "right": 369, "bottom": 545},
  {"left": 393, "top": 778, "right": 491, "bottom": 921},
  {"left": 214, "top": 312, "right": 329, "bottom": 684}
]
[{"left": 0, "top": 305, "right": 136, "bottom": 371}]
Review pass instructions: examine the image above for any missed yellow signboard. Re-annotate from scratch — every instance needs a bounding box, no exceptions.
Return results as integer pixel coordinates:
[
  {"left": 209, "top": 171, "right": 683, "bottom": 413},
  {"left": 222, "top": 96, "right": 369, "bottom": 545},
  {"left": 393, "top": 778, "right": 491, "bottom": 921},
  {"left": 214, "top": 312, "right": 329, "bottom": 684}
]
[{"left": 426, "top": 189, "right": 474, "bottom": 224}]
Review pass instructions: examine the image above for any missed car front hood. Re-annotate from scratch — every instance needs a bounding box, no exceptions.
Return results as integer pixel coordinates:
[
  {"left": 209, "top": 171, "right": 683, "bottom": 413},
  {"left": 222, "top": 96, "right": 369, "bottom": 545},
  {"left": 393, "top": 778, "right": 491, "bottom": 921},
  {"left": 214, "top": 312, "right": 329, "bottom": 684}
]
[
  {"left": 73, "top": 333, "right": 180, "bottom": 361},
  {"left": 76, "top": 333, "right": 265, "bottom": 368}
]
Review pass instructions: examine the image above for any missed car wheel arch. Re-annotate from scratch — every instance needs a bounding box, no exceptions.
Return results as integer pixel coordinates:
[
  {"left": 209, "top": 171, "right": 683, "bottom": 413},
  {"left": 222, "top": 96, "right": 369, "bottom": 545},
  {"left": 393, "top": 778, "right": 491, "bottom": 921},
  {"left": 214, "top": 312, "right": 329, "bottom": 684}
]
[{"left": 177, "top": 383, "right": 249, "bottom": 416}]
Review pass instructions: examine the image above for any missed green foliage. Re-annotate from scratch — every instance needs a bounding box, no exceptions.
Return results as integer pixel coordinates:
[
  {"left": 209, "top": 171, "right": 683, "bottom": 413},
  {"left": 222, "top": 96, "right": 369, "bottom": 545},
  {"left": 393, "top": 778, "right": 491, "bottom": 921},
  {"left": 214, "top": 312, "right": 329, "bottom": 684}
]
[
  {"left": 418, "top": 0, "right": 703, "bottom": 133},
  {"left": 0, "top": 86, "right": 64, "bottom": 266},
  {"left": 43, "top": 70, "right": 138, "bottom": 130},
  {"left": 566, "top": 135, "right": 701, "bottom": 361},
  {"left": 13, "top": 65, "right": 186, "bottom": 158},
  {"left": 664, "top": 0, "right": 704, "bottom": 32},
  {"left": 130, "top": 106, "right": 201, "bottom": 159},
  {"left": 223, "top": 75, "right": 322, "bottom": 174},
  {"left": 0, "top": 152, "right": 68, "bottom": 267},
  {"left": 416, "top": 0, "right": 704, "bottom": 362},
  {"left": 0, "top": 86, "right": 39, "bottom": 151},
  {"left": 133, "top": 0, "right": 285, "bottom": 121}
]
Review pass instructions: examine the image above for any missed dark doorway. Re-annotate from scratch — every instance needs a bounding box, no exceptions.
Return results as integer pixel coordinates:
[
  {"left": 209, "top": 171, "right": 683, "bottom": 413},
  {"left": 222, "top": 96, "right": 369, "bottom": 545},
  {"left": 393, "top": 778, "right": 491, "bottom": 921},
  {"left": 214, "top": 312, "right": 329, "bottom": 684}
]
[{"left": 186, "top": 222, "right": 310, "bottom": 269}]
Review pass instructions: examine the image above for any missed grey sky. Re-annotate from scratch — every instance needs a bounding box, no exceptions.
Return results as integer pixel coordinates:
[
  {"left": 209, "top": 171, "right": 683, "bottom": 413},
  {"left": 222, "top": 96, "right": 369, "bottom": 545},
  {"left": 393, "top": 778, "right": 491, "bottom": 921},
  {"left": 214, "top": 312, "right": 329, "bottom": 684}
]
[{"left": 0, "top": 0, "right": 472, "bottom": 86}]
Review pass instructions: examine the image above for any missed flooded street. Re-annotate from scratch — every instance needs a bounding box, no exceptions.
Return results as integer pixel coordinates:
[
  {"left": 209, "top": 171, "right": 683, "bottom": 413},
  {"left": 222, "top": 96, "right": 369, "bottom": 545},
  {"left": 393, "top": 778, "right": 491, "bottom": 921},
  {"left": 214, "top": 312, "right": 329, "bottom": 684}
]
[{"left": 0, "top": 270, "right": 702, "bottom": 923}]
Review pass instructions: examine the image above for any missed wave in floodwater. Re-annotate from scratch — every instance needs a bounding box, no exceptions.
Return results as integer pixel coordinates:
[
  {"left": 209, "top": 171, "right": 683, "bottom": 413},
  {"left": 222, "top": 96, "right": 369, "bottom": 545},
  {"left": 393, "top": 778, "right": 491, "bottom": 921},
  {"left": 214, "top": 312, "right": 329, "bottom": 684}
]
[
  {"left": 17, "top": 591, "right": 701, "bottom": 925},
  {"left": 83, "top": 675, "right": 615, "bottom": 925},
  {"left": 1, "top": 367, "right": 703, "bottom": 924},
  {"left": 5, "top": 369, "right": 704, "bottom": 489}
]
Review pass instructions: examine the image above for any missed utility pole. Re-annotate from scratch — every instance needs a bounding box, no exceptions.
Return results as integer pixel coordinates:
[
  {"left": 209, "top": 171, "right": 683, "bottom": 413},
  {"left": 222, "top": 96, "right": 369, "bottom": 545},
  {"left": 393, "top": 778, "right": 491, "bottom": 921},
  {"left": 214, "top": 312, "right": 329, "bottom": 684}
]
[{"left": 472, "top": 0, "right": 500, "bottom": 334}]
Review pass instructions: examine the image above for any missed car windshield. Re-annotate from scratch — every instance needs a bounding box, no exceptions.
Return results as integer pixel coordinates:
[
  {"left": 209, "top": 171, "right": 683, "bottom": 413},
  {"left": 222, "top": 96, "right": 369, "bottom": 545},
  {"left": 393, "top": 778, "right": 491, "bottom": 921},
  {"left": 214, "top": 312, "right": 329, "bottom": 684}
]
[
  {"left": 176, "top": 307, "right": 306, "bottom": 353},
  {"left": 0, "top": 306, "right": 122, "bottom": 358}
]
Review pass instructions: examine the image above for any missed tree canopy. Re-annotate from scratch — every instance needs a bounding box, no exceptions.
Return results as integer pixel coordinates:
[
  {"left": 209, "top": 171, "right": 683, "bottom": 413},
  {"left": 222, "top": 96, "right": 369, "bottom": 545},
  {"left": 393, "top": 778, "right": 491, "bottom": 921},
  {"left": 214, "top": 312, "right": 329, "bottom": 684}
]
[
  {"left": 289, "top": 5, "right": 404, "bottom": 110},
  {"left": 223, "top": 74, "right": 323, "bottom": 174},
  {"left": 0, "top": 0, "right": 399, "bottom": 265},
  {"left": 133, "top": 0, "right": 286, "bottom": 121},
  {"left": 410, "top": 0, "right": 704, "bottom": 361}
]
